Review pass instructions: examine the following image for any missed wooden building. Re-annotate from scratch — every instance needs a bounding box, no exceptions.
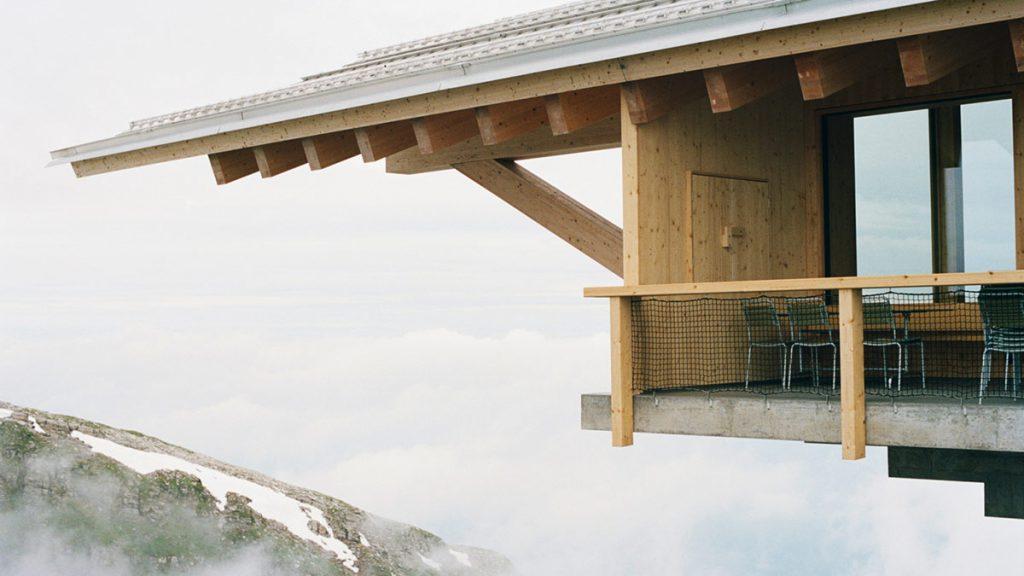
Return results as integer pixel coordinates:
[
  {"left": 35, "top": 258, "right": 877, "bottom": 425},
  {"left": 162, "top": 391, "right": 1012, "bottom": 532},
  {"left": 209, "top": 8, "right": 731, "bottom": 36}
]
[{"left": 50, "top": 0, "right": 1024, "bottom": 516}]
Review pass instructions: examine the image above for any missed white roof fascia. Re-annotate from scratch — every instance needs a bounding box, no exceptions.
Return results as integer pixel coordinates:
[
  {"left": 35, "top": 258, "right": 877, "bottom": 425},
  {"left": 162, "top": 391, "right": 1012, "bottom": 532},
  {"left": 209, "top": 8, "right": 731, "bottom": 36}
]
[{"left": 48, "top": 0, "right": 934, "bottom": 167}]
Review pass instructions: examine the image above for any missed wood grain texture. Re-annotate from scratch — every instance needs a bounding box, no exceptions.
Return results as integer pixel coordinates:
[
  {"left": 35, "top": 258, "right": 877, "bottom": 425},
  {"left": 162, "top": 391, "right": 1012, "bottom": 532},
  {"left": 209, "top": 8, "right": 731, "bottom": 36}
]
[
  {"left": 476, "top": 98, "right": 549, "bottom": 145},
  {"left": 897, "top": 26, "right": 1000, "bottom": 87},
  {"left": 387, "top": 116, "right": 620, "bottom": 175},
  {"left": 703, "top": 58, "right": 793, "bottom": 113},
  {"left": 208, "top": 148, "right": 258, "bottom": 185},
  {"left": 69, "top": 0, "right": 1024, "bottom": 176},
  {"left": 412, "top": 110, "right": 480, "bottom": 154},
  {"left": 254, "top": 140, "right": 307, "bottom": 177},
  {"left": 1011, "top": 19, "right": 1024, "bottom": 72},
  {"left": 621, "top": 73, "right": 704, "bottom": 124},
  {"left": 839, "top": 288, "right": 866, "bottom": 461},
  {"left": 545, "top": 85, "right": 620, "bottom": 135},
  {"left": 794, "top": 43, "right": 889, "bottom": 100},
  {"left": 454, "top": 159, "right": 623, "bottom": 277},
  {"left": 353, "top": 121, "right": 417, "bottom": 162},
  {"left": 609, "top": 297, "right": 634, "bottom": 447},
  {"left": 584, "top": 270, "right": 1024, "bottom": 298},
  {"left": 302, "top": 132, "right": 359, "bottom": 170}
]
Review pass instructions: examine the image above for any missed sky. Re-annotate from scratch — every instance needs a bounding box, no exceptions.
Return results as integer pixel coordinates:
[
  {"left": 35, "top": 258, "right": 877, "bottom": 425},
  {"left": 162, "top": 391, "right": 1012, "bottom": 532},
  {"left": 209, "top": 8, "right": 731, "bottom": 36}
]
[{"left": 2, "top": 1, "right": 1024, "bottom": 575}]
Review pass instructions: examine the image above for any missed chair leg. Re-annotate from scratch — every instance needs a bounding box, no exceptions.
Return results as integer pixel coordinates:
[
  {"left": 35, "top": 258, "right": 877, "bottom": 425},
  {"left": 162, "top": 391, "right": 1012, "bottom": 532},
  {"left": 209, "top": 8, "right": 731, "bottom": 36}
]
[
  {"left": 919, "top": 342, "right": 926, "bottom": 390},
  {"left": 780, "top": 347, "right": 789, "bottom": 390},
  {"left": 1005, "top": 353, "right": 1012, "bottom": 392},
  {"left": 831, "top": 344, "right": 838, "bottom": 391},
  {"left": 896, "top": 343, "right": 903, "bottom": 393},
  {"left": 745, "top": 346, "right": 753, "bottom": 391},
  {"left": 882, "top": 347, "right": 889, "bottom": 389},
  {"left": 980, "top": 348, "right": 992, "bottom": 403}
]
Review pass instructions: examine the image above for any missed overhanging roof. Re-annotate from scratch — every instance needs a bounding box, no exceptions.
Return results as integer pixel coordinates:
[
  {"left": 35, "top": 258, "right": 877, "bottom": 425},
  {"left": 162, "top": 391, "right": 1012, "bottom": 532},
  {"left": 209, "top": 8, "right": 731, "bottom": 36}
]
[{"left": 48, "top": 0, "right": 936, "bottom": 168}]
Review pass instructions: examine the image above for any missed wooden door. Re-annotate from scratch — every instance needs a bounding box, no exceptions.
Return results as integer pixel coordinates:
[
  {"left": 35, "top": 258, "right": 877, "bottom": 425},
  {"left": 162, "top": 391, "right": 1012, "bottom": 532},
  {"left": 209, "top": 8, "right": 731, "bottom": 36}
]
[{"left": 689, "top": 173, "right": 771, "bottom": 282}]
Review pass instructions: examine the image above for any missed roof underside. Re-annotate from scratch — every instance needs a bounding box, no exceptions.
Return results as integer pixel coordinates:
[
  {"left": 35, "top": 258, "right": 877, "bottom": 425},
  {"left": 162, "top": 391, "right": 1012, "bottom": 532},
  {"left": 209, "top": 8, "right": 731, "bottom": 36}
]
[{"left": 49, "top": 0, "right": 937, "bottom": 166}]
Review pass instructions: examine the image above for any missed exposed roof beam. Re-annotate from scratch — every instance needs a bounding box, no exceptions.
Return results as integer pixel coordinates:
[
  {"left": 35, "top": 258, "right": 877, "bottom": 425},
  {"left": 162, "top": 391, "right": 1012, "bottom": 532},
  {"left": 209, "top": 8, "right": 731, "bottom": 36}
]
[
  {"left": 253, "top": 140, "right": 307, "bottom": 178},
  {"left": 475, "top": 98, "right": 549, "bottom": 145},
  {"left": 621, "top": 73, "right": 704, "bottom": 124},
  {"left": 412, "top": 110, "right": 479, "bottom": 155},
  {"left": 793, "top": 43, "right": 889, "bottom": 100},
  {"left": 386, "top": 115, "right": 620, "bottom": 175},
  {"left": 703, "top": 58, "right": 792, "bottom": 113},
  {"left": 208, "top": 149, "right": 258, "bottom": 185},
  {"left": 897, "top": 26, "right": 1000, "bottom": 87},
  {"left": 353, "top": 121, "right": 417, "bottom": 162},
  {"left": 545, "top": 85, "right": 620, "bottom": 135},
  {"left": 303, "top": 132, "right": 360, "bottom": 170},
  {"left": 66, "top": 0, "right": 1024, "bottom": 177},
  {"left": 1010, "top": 19, "right": 1024, "bottom": 73},
  {"left": 454, "top": 159, "right": 623, "bottom": 277}
]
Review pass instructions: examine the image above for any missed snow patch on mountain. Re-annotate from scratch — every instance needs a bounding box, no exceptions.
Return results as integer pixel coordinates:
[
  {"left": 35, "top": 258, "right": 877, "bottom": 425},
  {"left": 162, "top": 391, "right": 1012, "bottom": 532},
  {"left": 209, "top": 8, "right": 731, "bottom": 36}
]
[
  {"left": 418, "top": 553, "right": 442, "bottom": 571},
  {"left": 70, "top": 430, "right": 360, "bottom": 572},
  {"left": 0, "top": 408, "right": 12, "bottom": 420},
  {"left": 450, "top": 548, "right": 473, "bottom": 567}
]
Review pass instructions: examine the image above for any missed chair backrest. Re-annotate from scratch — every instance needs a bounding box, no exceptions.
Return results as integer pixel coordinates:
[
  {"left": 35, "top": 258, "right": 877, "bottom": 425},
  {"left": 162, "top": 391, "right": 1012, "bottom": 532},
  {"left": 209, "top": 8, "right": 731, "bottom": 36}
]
[
  {"left": 863, "top": 297, "right": 897, "bottom": 339},
  {"left": 979, "top": 285, "right": 1024, "bottom": 334},
  {"left": 742, "top": 297, "right": 783, "bottom": 344},
  {"left": 786, "top": 296, "right": 831, "bottom": 342}
]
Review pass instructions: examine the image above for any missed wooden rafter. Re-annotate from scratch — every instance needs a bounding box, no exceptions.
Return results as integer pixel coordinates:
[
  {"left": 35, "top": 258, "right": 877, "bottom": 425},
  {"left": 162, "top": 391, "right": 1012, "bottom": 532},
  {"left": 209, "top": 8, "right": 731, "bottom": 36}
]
[
  {"left": 412, "top": 110, "right": 479, "bottom": 155},
  {"left": 353, "top": 121, "right": 417, "bottom": 162},
  {"left": 1010, "top": 19, "right": 1024, "bottom": 73},
  {"left": 68, "top": 0, "right": 1024, "bottom": 177},
  {"left": 303, "top": 132, "right": 360, "bottom": 170},
  {"left": 209, "top": 148, "right": 258, "bottom": 185},
  {"left": 703, "top": 58, "right": 792, "bottom": 113},
  {"left": 254, "top": 140, "right": 307, "bottom": 178},
  {"left": 897, "top": 26, "right": 1000, "bottom": 87},
  {"left": 475, "top": 98, "right": 549, "bottom": 145},
  {"left": 387, "top": 115, "right": 620, "bottom": 175},
  {"left": 545, "top": 85, "right": 620, "bottom": 135},
  {"left": 454, "top": 159, "right": 623, "bottom": 277},
  {"left": 793, "top": 43, "right": 889, "bottom": 100},
  {"left": 621, "top": 73, "right": 704, "bottom": 124}
]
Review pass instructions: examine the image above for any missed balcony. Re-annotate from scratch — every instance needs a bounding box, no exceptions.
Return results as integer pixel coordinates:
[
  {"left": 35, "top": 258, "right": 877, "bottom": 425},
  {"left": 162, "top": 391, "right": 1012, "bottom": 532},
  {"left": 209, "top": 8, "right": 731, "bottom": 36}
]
[{"left": 583, "top": 271, "right": 1024, "bottom": 459}]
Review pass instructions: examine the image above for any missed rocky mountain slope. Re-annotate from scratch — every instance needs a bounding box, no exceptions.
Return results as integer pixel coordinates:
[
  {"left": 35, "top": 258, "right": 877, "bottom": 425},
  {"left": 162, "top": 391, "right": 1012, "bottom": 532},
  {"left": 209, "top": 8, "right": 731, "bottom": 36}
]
[{"left": 0, "top": 402, "right": 513, "bottom": 576}]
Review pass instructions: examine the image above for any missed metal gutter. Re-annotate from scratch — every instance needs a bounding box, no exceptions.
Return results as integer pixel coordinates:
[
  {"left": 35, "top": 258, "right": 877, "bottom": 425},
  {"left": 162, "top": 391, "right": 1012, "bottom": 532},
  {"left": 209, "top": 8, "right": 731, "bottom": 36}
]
[{"left": 48, "top": 0, "right": 934, "bottom": 166}]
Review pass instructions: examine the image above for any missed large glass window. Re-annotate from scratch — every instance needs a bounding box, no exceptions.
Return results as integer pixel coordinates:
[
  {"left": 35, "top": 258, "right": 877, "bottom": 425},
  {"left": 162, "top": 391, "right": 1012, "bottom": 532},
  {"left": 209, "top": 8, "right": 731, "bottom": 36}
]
[
  {"left": 853, "top": 110, "right": 933, "bottom": 277},
  {"left": 826, "top": 97, "right": 1015, "bottom": 283},
  {"left": 961, "top": 100, "right": 1015, "bottom": 272}
]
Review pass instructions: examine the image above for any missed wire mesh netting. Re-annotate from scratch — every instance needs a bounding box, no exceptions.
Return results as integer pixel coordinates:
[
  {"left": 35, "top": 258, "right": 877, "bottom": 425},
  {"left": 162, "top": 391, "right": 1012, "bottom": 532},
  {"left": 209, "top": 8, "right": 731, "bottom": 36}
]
[{"left": 630, "top": 287, "right": 1024, "bottom": 402}]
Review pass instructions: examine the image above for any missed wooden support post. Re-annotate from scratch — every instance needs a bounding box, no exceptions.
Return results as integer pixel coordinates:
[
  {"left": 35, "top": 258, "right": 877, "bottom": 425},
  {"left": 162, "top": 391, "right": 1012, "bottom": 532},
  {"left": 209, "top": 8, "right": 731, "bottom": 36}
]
[
  {"left": 545, "top": 85, "right": 620, "bottom": 135},
  {"left": 475, "top": 98, "right": 549, "bottom": 145},
  {"left": 703, "top": 59, "right": 791, "bottom": 113},
  {"left": 453, "top": 159, "right": 623, "bottom": 276},
  {"left": 354, "top": 121, "right": 418, "bottom": 162},
  {"left": 254, "top": 140, "right": 307, "bottom": 178},
  {"left": 621, "top": 73, "right": 704, "bottom": 125},
  {"left": 412, "top": 110, "right": 480, "bottom": 154},
  {"left": 1014, "top": 87, "right": 1024, "bottom": 269},
  {"left": 208, "top": 148, "right": 258, "bottom": 185},
  {"left": 303, "top": 132, "right": 360, "bottom": 170},
  {"left": 839, "top": 288, "right": 865, "bottom": 461},
  {"left": 610, "top": 296, "right": 634, "bottom": 447},
  {"left": 1009, "top": 20, "right": 1024, "bottom": 73}
]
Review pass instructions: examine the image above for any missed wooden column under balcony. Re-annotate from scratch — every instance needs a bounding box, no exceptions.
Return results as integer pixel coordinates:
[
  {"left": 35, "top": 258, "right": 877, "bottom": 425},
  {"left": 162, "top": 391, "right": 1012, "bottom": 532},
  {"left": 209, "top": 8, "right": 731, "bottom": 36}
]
[{"left": 839, "top": 288, "right": 866, "bottom": 461}]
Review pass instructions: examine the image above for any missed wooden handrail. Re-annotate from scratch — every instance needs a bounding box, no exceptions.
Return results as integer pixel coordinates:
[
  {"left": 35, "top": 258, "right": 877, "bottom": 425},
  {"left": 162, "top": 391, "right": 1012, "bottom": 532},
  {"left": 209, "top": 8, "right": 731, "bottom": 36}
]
[{"left": 584, "top": 270, "right": 1024, "bottom": 298}]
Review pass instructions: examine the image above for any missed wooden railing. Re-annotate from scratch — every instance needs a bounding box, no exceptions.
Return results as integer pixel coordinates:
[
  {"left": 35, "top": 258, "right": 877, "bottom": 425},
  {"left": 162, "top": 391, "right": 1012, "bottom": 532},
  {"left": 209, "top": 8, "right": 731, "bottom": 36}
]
[{"left": 585, "top": 270, "right": 1024, "bottom": 460}]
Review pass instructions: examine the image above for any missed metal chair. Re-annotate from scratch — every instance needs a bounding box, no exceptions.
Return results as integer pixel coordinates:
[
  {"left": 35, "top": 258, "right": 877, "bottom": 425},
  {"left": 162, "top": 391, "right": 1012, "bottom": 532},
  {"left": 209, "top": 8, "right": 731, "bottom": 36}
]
[
  {"left": 863, "top": 296, "right": 926, "bottom": 392},
  {"left": 741, "top": 297, "right": 790, "bottom": 390},
  {"left": 978, "top": 285, "right": 1024, "bottom": 401},
  {"left": 784, "top": 296, "right": 837, "bottom": 391}
]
